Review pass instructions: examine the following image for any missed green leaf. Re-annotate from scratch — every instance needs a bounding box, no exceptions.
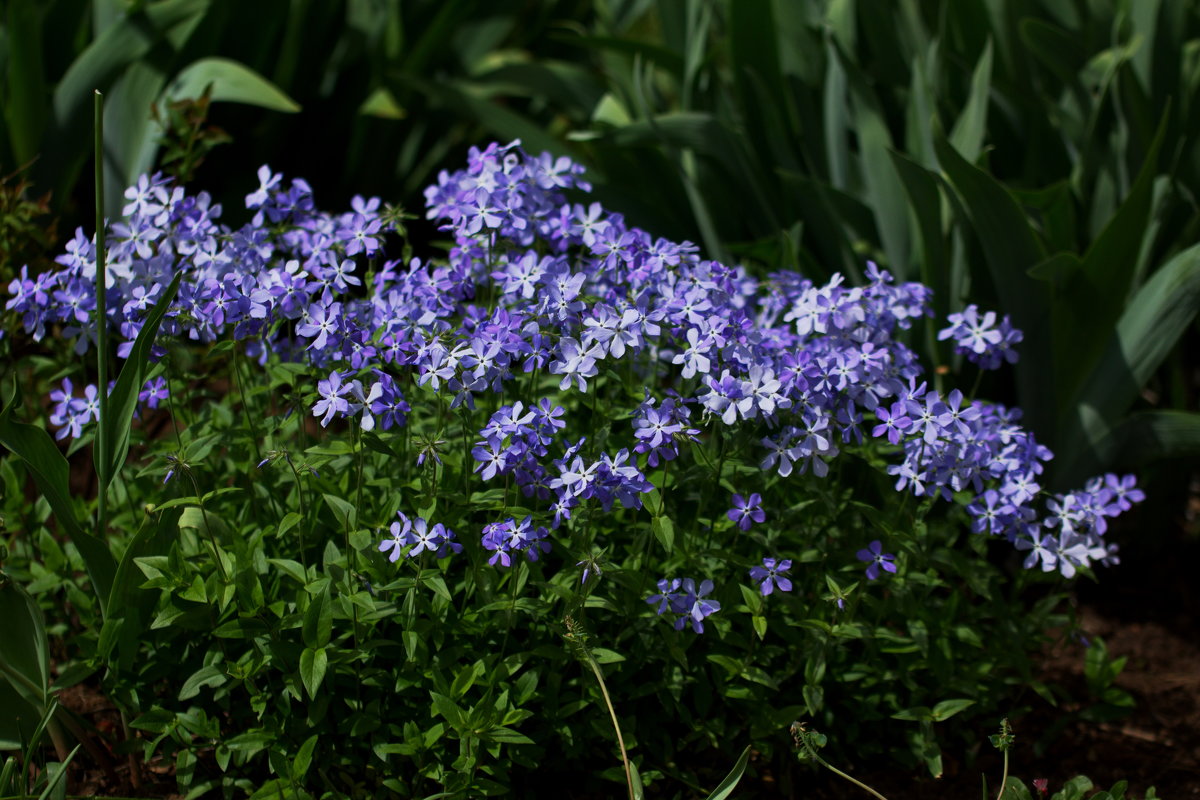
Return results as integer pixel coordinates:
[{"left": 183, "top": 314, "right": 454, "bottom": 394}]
[
  {"left": 248, "top": 778, "right": 311, "bottom": 800},
  {"left": 99, "top": 507, "right": 181, "bottom": 663},
  {"left": 703, "top": 744, "right": 751, "bottom": 800},
  {"left": 178, "top": 664, "right": 226, "bottom": 700},
  {"left": 429, "top": 691, "right": 468, "bottom": 732},
  {"left": 948, "top": 40, "right": 993, "bottom": 164},
  {"left": 299, "top": 647, "right": 327, "bottom": 699},
  {"left": 36, "top": 0, "right": 210, "bottom": 203},
  {"left": 1027, "top": 252, "right": 1082, "bottom": 283},
  {"left": 1093, "top": 410, "right": 1200, "bottom": 467},
  {"left": 628, "top": 757, "right": 646, "bottom": 800},
  {"left": 889, "top": 150, "right": 947, "bottom": 299},
  {"left": 277, "top": 512, "right": 303, "bottom": 538},
  {"left": 931, "top": 698, "right": 975, "bottom": 721},
  {"left": 292, "top": 734, "right": 318, "bottom": 780},
  {"left": 478, "top": 726, "right": 534, "bottom": 745},
  {"left": 3, "top": 0, "right": 48, "bottom": 167},
  {"left": 823, "top": 34, "right": 850, "bottom": 190},
  {"left": 322, "top": 493, "right": 357, "bottom": 531},
  {"left": 803, "top": 684, "right": 823, "bottom": 716},
  {"left": 0, "top": 390, "right": 117, "bottom": 617},
  {"left": 268, "top": 558, "right": 308, "bottom": 585},
  {"left": 934, "top": 132, "right": 1052, "bottom": 433},
  {"left": 891, "top": 706, "right": 933, "bottom": 721},
  {"left": 651, "top": 515, "right": 674, "bottom": 553},
  {"left": 1060, "top": 242, "right": 1200, "bottom": 479},
  {"left": 0, "top": 577, "right": 49, "bottom": 711},
  {"left": 164, "top": 57, "right": 300, "bottom": 112},
  {"left": 302, "top": 584, "right": 332, "bottom": 649},
  {"left": 103, "top": 270, "right": 184, "bottom": 486}
]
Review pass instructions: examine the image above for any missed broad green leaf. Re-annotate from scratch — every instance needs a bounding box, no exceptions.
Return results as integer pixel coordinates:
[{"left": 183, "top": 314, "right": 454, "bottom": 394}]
[
  {"left": 931, "top": 698, "right": 975, "bottom": 721},
  {"left": 891, "top": 706, "right": 933, "bottom": 721},
  {"left": 293, "top": 734, "right": 319, "bottom": 780},
  {"left": 302, "top": 584, "right": 332, "bottom": 649},
  {"left": 0, "top": 390, "right": 117, "bottom": 617},
  {"left": 36, "top": 0, "right": 210, "bottom": 205},
  {"left": 1059, "top": 242, "right": 1200, "bottom": 480},
  {"left": 628, "top": 757, "right": 646, "bottom": 800},
  {"left": 322, "top": 493, "right": 357, "bottom": 531},
  {"left": 948, "top": 40, "right": 992, "bottom": 164},
  {"left": 247, "top": 779, "right": 310, "bottom": 800},
  {"left": 478, "top": 726, "right": 535, "bottom": 745},
  {"left": 268, "top": 558, "right": 308, "bottom": 585},
  {"left": 831, "top": 38, "right": 910, "bottom": 277},
  {"left": 0, "top": 577, "right": 49, "bottom": 711},
  {"left": 429, "top": 691, "right": 467, "bottom": 732},
  {"left": 1027, "top": 252, "right": 1082, "bottom": 283},
  {"left": 934, "top": 132, "right": 1052, "bottom": 433},
  {"left": 164, "top": 57, "right": 300, "bottom": 112},
  {"left": 703, "top": 744, "right": 751, "bottom": 800},
  {"left": 104, "top": 272, "right": 183, "bottom": 486},
  {"left": 1052, "top": 105, "right": 1168, "bottom": 405},
  {"left": 1094, "top": 410, "right": 1200, "bottom": 467},
  {"left": 99, "top": 507, "right": 181, "bottom": 664},
  {"left": 651, "top": 515, "right": 674, "bottom": 553},
  {"left": 889, "top": 150, "right": 946, "bottom": 300},
  {"left": 178, "top": 664, "right": 226, "bottom": 700},
  {"left": 3, "top": 0, "right": 48, "bottom": 166},
  {"left": 299, "top": 647, "right": 328, "bottom": 699}
]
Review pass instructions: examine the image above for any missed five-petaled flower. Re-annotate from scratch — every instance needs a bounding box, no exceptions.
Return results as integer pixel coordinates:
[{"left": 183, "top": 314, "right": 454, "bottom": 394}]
[
  {"left": 727, "top": 493, "right": 765, "bottom": 531},
  {"left": 856, "top": 540, "right": 897, "bottom": 581}
]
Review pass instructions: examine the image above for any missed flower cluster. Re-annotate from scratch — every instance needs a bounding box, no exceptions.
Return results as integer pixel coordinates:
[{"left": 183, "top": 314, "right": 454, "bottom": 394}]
[
  {"left": 480, "top": 516, "right": 551, "bottom": 567},
  {"left": 6, "top": 139, "right": 1147, "bottom": 635},
  {"left": 646, "top": 578, "right": 721, "bottom": 633},
  {"left": 938, "top": 304, "right": 1022, "bottom": 370},
  {"left": 379, "top": 511, "right": 461, "bottom": 562}
]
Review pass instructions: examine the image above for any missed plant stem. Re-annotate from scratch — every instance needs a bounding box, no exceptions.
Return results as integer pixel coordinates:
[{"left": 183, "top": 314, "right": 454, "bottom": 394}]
[
  {"left": 187, "top": 471, "right": 229, "bottom": 584},
  {"left": 795, "top": 728, "right": 889, "bottom": 800},
  {"left": 94, "top": 91, "right": 109, "bottom": 539},
  {"left": 995, "top": 745, "right": 1009, "bottom": 800},
  {"left": 568, "top": 624, "right": 635, "bottom": 800}
]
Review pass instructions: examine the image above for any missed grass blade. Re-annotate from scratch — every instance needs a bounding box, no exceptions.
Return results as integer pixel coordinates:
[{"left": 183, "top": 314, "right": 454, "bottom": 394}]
[
  {"left": 948, "top": 39, "right": 992, "bottom": 164},
  {"left": 104, "top": 271, "right": 184, "bottom": 485},
  {"left": 703, "top": 745, "right": 751, "bottom": 800}
]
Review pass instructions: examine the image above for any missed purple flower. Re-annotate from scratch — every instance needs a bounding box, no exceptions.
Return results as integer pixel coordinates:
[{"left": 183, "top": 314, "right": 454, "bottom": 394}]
[
  {"left": 312, "top": 371, "right": 356, "bottom": 427},
  {"left": 646, "top": 577, "right": 721, "bottom": 633},
  {"left": 378, "top": 512, "right": 412, "bottom": 563},
  {"left": 856, "top": 540, "right": 897, "bottom": 580},
  {"left": 727, "top": 493, "right": 765, "bottom": 531},
  {"left": 749, "top": 558, "right": 792, "bottom": 596}
]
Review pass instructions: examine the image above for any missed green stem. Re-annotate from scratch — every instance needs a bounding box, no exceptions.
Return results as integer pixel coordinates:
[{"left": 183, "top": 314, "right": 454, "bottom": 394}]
[
  {"left": 797, "top": 731, "right": 889, "bottom": 800},
  {"left": 94, "top": 91, "right": 109, "bottom": 539},
  {"left": 186, "top": 471, "right": 229, "bottom": 584},
  {"left": 569, "top": 626, "right": 635, "bottom": 800},
  {"left": 287, "top": 455, "right": 310, "bottom": 575},
  {"left": 995, "top": 746, "right": 1009, "bottom": 800}
]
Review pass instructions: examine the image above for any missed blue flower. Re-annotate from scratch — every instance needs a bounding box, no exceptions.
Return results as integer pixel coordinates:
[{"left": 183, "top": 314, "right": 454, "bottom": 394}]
[
  {"left": 646, "top": 577, "right": 720, "bottom": 633},
  {"left": 856, "top": 540, "right": 897, "bottom": 581},
  {"left": 727, "top": 493, "right": 765, "bottom": 531},
  {"left": 749, "top": 558, "right": 792, "bottom": 596}
]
